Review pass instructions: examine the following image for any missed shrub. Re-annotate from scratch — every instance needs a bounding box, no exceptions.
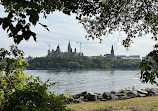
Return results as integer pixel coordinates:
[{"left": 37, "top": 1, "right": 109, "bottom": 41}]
[
  {"left": 0, "top": 46, "right": 69, "bottom": 111},
  {"left": 3, "top": 78, "right": 69, "bottom": 111}
]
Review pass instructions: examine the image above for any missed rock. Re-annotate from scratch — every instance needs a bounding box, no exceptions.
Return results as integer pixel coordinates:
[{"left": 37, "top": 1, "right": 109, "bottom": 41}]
[
  {"left": 87, "top": 95, "right": 97, "bottom": 101},
  {"left": 151, "top": 88, "right": 158, "bottom": 96},
  {"left": 110, "top": 94, "right": 118, "bottom": 100},
  {"left": 149, "top": 88, "right": 158, "bottom": 96},
  {"left": 151, "top": 88, "right": 158, "bottom": 93},
  {"left": 145, "top": 88, "right": 155, "bottom": 96},
  {"left": 87, "top": 92, "right": 97, "bottom": 101},
  {"left": 145, "top": 88, "right": 151, "bottom": 92},
  {"left": 81, "top": 91, "right": 88, "bottom": 96},
  {"left": 88, "top": 92, "right": 95, "bottom": 95},
  {"left": 115, "top": 92, "right": 124, "bottom": 96},
  {"left": 103, "top": 92, "right": 118, "bottom": 100},
  {"left": 137, "top": 90, "right": 148, "bottom": 96},
  {"left": 132, "top": 91, "right": 139, "bottom": 97},
  {"left": 97, "top": 94, "right": 104, "bottom": 100},
  {"left": 80, "top": 96, "right": 84, "bottom": 101},
  {"left": 102, "top": 92, "right": 108, "bottom": 99},
  {"left": 126, "top": 91, "right": 137, "bottom": 98},
  {"left": 118, "top": 89, "right": 124, "bottom": 93},
  {"left": 110, "top": 91, "right": 116, "bottom": 94},
  {"left": 117, "top": 96, "right": 127, "bottom": 100},
  {"left": 73, "top": 94, "right": 81, "bottom": 99},
  {"left": 103, "top": 92, "right": 112, "bottom": 100},
  {"left": 115, "top": 91, "right": 137, "bottom": 100},
  {"left": 70, "top": 88, "right": 158, "bottom": 102},
  {"left": 138, "top": 93, "right": 146, "bottom": 97}
]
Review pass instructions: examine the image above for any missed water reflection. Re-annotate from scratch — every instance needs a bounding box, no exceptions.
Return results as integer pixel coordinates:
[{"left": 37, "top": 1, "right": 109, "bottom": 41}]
[
  {"left": 25, "top": 70, "right": 157, "bottom": 94},
  {"left": 110, "top": 70, "right": 114, "bottom": 74}
]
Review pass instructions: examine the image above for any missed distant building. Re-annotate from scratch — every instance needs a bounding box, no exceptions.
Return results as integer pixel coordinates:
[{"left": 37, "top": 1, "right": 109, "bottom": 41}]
[
  {"left": 47, "top": 42, "right": 83, "bottom": 57},
  {"left": 104, "top": 45, "right": 141, "bottom": 61},
  {"left": 111, "top": 45, "right": 114, "bottom": 58},
  {"left": 104, "top": 45, "right": 115, "bottom": 59},
  {"left": 129, "top": 55, "right": 141, "bottom": 61},
  {"left": 116, "top": 55, "right": 127, "bottom": 59},
  {"left": 119, "top": 55, "right": 141, "bottom": 61}
]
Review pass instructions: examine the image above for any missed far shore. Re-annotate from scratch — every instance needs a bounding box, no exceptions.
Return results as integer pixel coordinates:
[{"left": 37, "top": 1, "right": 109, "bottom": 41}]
[{"left": 26, "top": 68, "right": 140, "bottom": 71}]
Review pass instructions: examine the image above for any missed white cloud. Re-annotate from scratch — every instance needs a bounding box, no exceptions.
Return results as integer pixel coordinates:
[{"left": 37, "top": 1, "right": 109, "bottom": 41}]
[{"left": 0, "top": 9, "right": 157, "bottom": 58}]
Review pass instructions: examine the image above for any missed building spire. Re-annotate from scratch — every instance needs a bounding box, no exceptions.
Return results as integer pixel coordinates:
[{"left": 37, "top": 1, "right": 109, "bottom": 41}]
[
  {"left": 56, "top": 44, "right": 61, "bottom": 53},
  {"left": 111, "top": 45, "right": 114, "bottom": 58},
  {"left": 68, "top": 41, "right": 72, "bottom": 52},
  {"left": 112, "top": 45, "right": 114, "bottom": 51}
]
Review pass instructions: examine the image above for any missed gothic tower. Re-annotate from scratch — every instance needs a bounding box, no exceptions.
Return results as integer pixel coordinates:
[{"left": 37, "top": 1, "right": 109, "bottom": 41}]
[
  {"left": 111, "top": 45, "right": 114, "bottom": 58},
  {"left": 68, "top": 41, "right": 72, "bottom": 52},
  {"left": 56, "top": 45, "right": 61, "bottom": 53}
]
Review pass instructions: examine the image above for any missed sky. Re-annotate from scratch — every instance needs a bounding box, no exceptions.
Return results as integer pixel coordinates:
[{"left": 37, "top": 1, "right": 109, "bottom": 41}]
[{"left": 0, "top": 6, "right": 157, "bottom": 58}]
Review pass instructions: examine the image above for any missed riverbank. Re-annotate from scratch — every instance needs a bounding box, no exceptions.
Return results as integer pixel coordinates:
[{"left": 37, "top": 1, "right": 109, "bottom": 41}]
[
  {"left": 67, "top": 96, "right": 158, "bottom": 111},
  {"left": 26, "top": 68, "right": 140, "bottom": 71},
  {"left": 67, "top": 88, "right": 158, "bottom": 111},
  {"left": 67, "top": 88, "right": 158, "bottom": 103}
]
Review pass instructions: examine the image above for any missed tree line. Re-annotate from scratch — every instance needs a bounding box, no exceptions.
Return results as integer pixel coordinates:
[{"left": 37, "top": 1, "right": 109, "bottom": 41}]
[{"left": 28, "top": 56, "right": 139, "bottom": 70}]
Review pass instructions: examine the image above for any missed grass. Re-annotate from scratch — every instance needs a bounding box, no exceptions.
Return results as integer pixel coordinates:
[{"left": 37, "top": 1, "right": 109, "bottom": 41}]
[{"left": 67, "top": 96, "right": 158, "bottom": 111}]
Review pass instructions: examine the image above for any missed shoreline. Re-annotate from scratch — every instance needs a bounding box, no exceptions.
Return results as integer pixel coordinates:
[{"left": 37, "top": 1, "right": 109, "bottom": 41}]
[
  {"left": 26, "top": 68, "right": 140, "bottom": 71},
  {"left": 66, "top": 88, "right": 158, "bottom": 103}
]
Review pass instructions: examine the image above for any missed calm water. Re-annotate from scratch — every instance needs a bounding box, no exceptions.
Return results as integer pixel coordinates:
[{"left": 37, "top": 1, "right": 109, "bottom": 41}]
[{"left": 25, "top": 70, "right": 157, "bottom": 94}]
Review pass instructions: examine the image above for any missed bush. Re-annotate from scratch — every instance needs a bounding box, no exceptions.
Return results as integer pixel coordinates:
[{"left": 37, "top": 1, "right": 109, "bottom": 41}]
[
  {"left": 0, "top": 46, "right": 69, "bottom": 111},
  {"left": 3, "top": 78, "right": 69, "bottom": 111}
]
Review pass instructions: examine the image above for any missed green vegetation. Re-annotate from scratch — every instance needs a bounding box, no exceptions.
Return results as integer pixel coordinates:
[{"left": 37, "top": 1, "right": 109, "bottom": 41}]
[
  {"left": 0, "top": 0, "right": 157, "bottom": 47},
  {"left": 28, "top": 56, "right": 139, "bottom": 70},
  {"left": 0, "top": 46, "right": 69, "bottom": 111},
  {"left": 140, "top": 50, "right": 158, "bottom": 85},
  {"left": 67, "top": 96, "right": 158, "bottom": 111},
  {"left": 0, "top": 0, "right": 158, "bottom": 110}
]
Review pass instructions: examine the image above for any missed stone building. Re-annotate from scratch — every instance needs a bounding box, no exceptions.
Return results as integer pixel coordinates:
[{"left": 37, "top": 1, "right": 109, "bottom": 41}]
[
  {"left": 47, "top": 42, "right": 83, "bottom": 57},
  {"left": 104, "top": 45, "right": 140, "bottom": 61},
  {"left": 104, "top": 45, "right": 115, "bottom": 59}
]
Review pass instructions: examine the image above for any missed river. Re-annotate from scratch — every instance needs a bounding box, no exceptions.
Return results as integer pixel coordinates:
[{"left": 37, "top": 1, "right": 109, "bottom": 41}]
[{"left": 25, "top": 70, "right": 157, "bottom": 94}]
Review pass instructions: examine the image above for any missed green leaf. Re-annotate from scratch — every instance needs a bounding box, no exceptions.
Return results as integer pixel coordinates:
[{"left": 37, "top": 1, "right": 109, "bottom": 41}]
[
  {"left": 2, "top": 22, "right": 8, "bottom": 30},
  {"left": 18, "top": 60, "right": 22, "bottom": 66},
  {"left": 0, "top": 18, "right": 2, "bottom": 25}
]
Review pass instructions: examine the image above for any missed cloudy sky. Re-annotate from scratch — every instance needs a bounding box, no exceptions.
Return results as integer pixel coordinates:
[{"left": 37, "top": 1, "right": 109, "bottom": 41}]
[{"left": 0, "top": 7, "right": 157, "bottom": 58}]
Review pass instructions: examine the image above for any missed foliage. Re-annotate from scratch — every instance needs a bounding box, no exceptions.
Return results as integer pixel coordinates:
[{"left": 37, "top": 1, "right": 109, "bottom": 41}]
[
  {"left": 0, "top": 45, "right": 28, "bottom": 108},
  {"left": 3, "top": 78, "right": 68, "bottom": 111},
  {"left": 0, "top": 0, "right": 100, "bottom": 44},
  {"left": 80, "top": 0, "right": 158, "bottom": 47},
  {"left": 140, "top": 50, "right": 158, "bottom": 85},
  {"left": 28, "top": 56, "right": 139, "bottom": 69},
  {"left": 0, "top": 0, "right": 157, "bottom": 47},
  {"left": 0, "top": 46, "right": 69, "bottom": 111}
]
